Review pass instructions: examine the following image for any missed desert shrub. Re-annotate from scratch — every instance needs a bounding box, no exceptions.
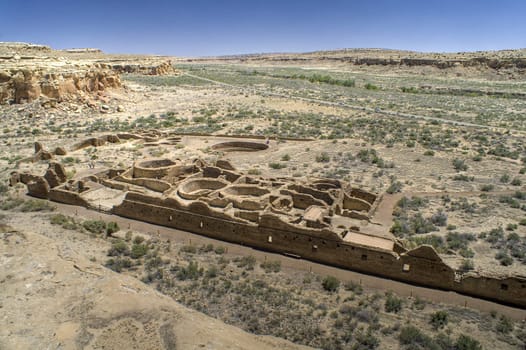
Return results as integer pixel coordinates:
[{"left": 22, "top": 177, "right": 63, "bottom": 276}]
[
  {"left": 130, "top": 243, "right": 148, "bottom": 259},
  {"left": 105, "top": 221, "right": 120, "bottom": 235},
  {"left": 199, "top": 243, "right": 214, "bottom": 253},
  {"left": 386, "top": 181, "right": 403, "bottom": 194},
  {"left": 322, "top": 275, "right": 340, "bottom": 292},
  {"left": 424, "top": 150, "right": 435, "bottom": 156},
  {"left": 235, "top": 255, "right": 256, "bottom": 270},
  {"left": 511, "top": 178, "right": 522, "bottom": 186},
  {"left": 446, "top": 232, "right": 475, "bottom": 251},
  {"left": 180, "top": 245, "right": 197, "bottom": 254},
  {"left": 344, "top": 280, "right": 363, "bottom": 294},
  {"left": 500, "top": 173, "right": 510, "bottom": 183},
  {"left": 18, "top": 199, "right": 55, "bottom": 212},
  {"left": 430, "top": 310, "right": 449, "bottom": 329},
  {"left": 385, "top": 293, "right": 403, "bottom": 313},
  {"left": 268, "top": 162, "right": 286, "bottom": 169},
  {"left": 50, "top": 214, "right": 81, "bottom": 230},
  {"left": 260, "top": 260, "right": 281, "bottom": 273},
  {"left": 315, "top": 152, "right": 330, "bottom": 163},
  {"left": 0, "top": 196, "right": 25, "bottom": 210},
  {"left": 108, "top": 240, "right": 129, "bottom": 256},
  {"left": 105, "top": 257, "right": 132, "bottom": 272},
  {"left": 82, "top": 220, "right": 107, "bottom": 234},
  {"left": 365, "top": 83, "right": 379, "bottom": 90},
  {"left": 399, "top": 325, "right": 438, "bottom": 349},
  {"left": 214, "top": 246, "right": 226, "bottom": 254},
  {"left": 495, "top": 251, "right": 513, "bottom": 266},
  {"left": 281, "top": 154, "right": 291, "bottom": 161},
  {"left": 353, "top": 328, "right": 380, "bottom": 349},
  {"left": 496, "top": 315, "right": 513, "bottom": 334},
  {"left": 133, "top": 235, "right": 145, "bottom": 244},
  {"left": 455, "top": 334, "right": 482, "bottom": 350},
  {"left": 480, "top": 184, "right": 494, "bottom": 192},
  {"left": 452, "top": 158, "right": 468, "bottom": 171},
  {"left": 459, "top": 259, "right": 474, "bottom": 272},
  {"left": 430, "top": 210, "right": 447, "bottom": 226},
  {"left": 205, "top": 265, "right": 219, "bottom": 278},
  {"left": 176, "top": 261, "right": 202, "bottom": 280},
  {"left": 453, "top": 174, "right": 474, "bottom": 182}
]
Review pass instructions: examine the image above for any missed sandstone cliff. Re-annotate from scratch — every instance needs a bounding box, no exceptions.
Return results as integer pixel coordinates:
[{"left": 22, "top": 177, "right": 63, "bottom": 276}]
[{"left": 0, "top": 64, "right": 121, "bottom": 104}]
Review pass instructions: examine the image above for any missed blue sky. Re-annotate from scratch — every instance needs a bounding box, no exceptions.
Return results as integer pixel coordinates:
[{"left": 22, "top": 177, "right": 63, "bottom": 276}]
[{"left": 1, "top": 0, "right": 524, "bottom": 56}]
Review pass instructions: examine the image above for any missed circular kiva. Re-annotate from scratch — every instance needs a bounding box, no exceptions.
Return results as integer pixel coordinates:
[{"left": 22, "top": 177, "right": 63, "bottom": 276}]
[
  {"left": 220, "top": 185, "right": 270, "bottom": 197},
  {"left": 133, "top": 158, "right": 177, "bottom": 178},
  {"left": 211, "top": 141, "right": 269, "bottom": 152},
  {"left": 178, "top": 178, "right": 229, "bottom": 200}
]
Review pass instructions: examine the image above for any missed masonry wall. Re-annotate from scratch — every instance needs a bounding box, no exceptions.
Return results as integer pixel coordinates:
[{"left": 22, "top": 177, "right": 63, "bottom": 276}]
[{"left": 109, "top": 195, "right": 526, "bottom": 307}]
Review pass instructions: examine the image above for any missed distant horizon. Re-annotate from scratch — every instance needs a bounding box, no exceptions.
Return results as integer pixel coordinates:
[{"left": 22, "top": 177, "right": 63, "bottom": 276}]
[
  {"left": 1, "top": 0, "right": 525, "bottom": 57},
  {"left": 2, "top": 41, "right": 525, "bottom": 59}
]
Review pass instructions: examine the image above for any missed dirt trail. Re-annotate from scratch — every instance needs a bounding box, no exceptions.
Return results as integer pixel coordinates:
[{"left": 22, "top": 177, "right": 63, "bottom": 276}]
[{"left": 50, "top": 199, "right": 526, "bottom": 321}]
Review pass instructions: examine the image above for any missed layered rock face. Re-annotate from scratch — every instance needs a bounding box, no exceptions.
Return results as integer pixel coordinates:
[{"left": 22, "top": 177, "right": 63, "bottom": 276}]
[
  {"left": 0, "top": 64, "right": 121, "bottom": 104},
  {"left": 0, "top": 42, "right": 177, "bottom": 104},
  {"left": 108, "top": 59, "right": 175, "bottom": 75}
]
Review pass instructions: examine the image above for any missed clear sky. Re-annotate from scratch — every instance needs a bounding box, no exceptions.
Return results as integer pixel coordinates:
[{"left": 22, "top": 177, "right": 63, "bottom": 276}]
[{"left": 1, "top": 0, "right": 524, "bottom": 56}]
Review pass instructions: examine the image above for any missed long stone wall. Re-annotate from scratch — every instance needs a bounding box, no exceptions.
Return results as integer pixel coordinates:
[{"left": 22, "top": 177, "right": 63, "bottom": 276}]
[{"left": 112, "top": 194, "right": 526, "bottom": 308}]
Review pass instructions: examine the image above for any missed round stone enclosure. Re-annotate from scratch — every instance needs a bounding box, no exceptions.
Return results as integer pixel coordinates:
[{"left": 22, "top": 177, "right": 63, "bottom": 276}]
[
  {"left": 178, "top": 178, "right": 229, "bottom": 200},
  {"left": 211, "top": 141, "right": 268, "bottom": 152}
]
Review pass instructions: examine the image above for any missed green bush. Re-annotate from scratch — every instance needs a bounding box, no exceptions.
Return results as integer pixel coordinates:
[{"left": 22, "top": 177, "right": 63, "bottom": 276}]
[
  {"left": 459, "top": 259, "right": 474, "bottom": 272},
  {"left": 130, "top": 243, "right": 148, "bottom": 259},
  {"left": 260, "top": 260, "right": 281, "bottom": 273},
  {"left": 105, "top": 257, "right": 132, "bottom": 272},
  {"left": 108, "top": 240, "right": 129, "bottom": 256},
  {"left": 399, "top": 325, "right": 437, "bottom": 349},
  {"left": 105, "top": 221, "right": 120, "bottom": 235},
  {"left": 235, "top": 255, "right": 256, "bottom": 270},
  {"left": 82, "top": 220, "right": 107, "bottom": 234},
  {"left": 480, "top": 184, "right": 494, "bottom": 192},
  {"left": 452, "top": 158, "right": 468, "bottom": 171},
  {"left": 322, "top": 275, "right": 340, "bottom": 292},
  {"left": 455, "top": 334, "right": 482, "bottom": 350},
  {"left": 385, "top": 293, "right": 403, "bottom": 313},
  {"left": 281, "top": 154, "right": 291, "bottom": 161},
  {"left": 50, "top": 214, "right": 81, "bottom": 230},
  {"left": 386, "top": 181, "right": 403, "bottom": 194},
  {"left": 430, "top": 310, "right": 449, "bottom": 329},
  {"left": 214, "top": 246, "right": 226, "bottom": 254},
  {"left": 18, "top": 199, "right": 55, "bottom": 212},
  {"left": 496, "top": 315, "right": 513, "bottom": 334},
  {"left": 268, "top": 162, "right": 286, "bottom": 169},
  {"left": 176, "top": 261, "right": 202, "bottom": 280},
  {"left": 180, "top": 245, "right": 197, "bottom": 254},
  {"left": 315, "top": 152, "right": 330, "bottom": 163}
]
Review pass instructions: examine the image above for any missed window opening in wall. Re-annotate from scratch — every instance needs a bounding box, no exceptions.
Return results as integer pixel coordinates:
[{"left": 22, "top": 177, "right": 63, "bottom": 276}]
[
  {"left": 199, "top": 221, "right": 203, "bottom": 228},
  {"left": 361, "top": 254, "right": 367, "bottom": 260},
  {"left": 501, "top": 284, "right": 508, "bottom": 291},
  {"left": 268, "top": 235, "right": 272, "bottom": 243},
  {"left": 169, "top": 215, "right": 172, "bottom": 221},
  {"left": 312, "top": 245, "right": 318, "bottom": 251},
  {"left": 403, "top": 264, "right": 410, "bottom": 272}
]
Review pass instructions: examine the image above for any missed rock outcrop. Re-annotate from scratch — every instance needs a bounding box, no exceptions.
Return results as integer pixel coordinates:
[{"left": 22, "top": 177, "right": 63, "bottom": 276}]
[{"left": 0, "top": 65, "right": 121, "bottom": 104}]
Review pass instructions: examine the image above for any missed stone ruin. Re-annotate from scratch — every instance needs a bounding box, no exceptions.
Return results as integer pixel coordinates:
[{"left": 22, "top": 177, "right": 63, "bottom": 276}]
[{"left": 12, "top": 149, "right": 526, "bottom": 308}]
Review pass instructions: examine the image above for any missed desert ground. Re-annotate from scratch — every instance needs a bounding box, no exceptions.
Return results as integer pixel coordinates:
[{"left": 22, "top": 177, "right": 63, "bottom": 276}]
[{"left": 1, "top": 42, "right": 526, "bottom": 349}]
